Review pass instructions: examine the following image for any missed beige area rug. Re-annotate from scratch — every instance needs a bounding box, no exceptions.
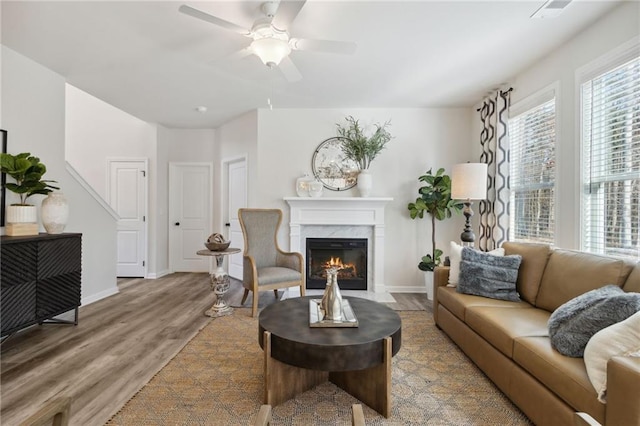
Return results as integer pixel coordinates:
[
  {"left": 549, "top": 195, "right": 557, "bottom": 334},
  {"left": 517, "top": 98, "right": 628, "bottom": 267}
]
[{"left": 108, "top": 310, "right": 532, "bottom": 425}]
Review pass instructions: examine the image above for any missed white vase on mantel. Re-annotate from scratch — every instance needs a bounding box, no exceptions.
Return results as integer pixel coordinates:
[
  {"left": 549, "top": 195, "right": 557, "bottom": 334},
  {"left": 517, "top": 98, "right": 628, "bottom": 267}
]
[
  {"left": 357, "top": 169, "right": 373, "bottom": 197},
  {"left": 41, "top": 192, "right": 69, "bottom": 234}
]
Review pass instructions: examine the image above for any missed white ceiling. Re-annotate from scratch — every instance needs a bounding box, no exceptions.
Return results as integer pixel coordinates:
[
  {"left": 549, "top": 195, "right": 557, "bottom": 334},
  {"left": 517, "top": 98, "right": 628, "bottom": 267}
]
[{"left": 1, "top": 1, "right": 622, "bottom": 129}]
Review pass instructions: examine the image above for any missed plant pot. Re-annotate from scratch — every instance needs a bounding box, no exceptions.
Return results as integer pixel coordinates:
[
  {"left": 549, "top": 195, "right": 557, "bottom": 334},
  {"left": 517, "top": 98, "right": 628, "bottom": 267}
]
[
  {"left": 6, "top": 205, "right": 39, "bottom": 236},
  {"left": 424, "top": 271, "right": 434, "bottom": 301},
  {"left": 7, "top": 204, "right": 37, "bottom": 223},
  {"left": 41, "top": 192, "right": 69, "bottom": 234},
  {"left": 357, "top": 170, "right": 373, "bottom": 197}
]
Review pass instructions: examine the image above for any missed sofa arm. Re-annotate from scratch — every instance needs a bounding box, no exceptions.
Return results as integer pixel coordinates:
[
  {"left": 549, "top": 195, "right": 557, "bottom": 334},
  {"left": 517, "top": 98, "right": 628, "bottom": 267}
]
[
  {"left": 433, "top": 266, "right": 450, "bottom": 323},
  {"left": 605, "top": 355, "right": 640, "bottom": 426}
]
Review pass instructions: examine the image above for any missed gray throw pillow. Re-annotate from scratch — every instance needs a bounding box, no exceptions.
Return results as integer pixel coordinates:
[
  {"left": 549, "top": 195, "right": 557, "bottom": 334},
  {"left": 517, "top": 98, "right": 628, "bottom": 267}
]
[
  {"left": 548, "top": 285, "right": 640, "bottom": 358},
  {"left": 456, "top": 247, "right": 522, "bottom": 302}
]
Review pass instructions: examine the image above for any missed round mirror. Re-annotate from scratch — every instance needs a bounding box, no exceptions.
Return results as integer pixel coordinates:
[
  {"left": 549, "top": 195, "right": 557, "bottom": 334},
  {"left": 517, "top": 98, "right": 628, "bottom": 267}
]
[{"left": 312, "top": 137, "right": 359, "bottom": 191}]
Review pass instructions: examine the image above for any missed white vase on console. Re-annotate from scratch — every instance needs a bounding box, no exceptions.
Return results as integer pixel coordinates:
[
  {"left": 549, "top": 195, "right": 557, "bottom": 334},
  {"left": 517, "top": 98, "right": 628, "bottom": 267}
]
[{"left": 357, "top": 169, "right": 373, "bottom": 197}]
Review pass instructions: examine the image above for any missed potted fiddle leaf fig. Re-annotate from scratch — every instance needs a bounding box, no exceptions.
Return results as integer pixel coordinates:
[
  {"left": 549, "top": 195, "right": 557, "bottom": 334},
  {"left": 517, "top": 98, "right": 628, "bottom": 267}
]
[
  {"left": 336, "top": 116, "right": 392, "bottom": 197},
  {"left": 408, "top": 168, "right": 463, "bottom": 272},
  {"left": 0, "top": 152, "right": 59, "bottom": 227}
]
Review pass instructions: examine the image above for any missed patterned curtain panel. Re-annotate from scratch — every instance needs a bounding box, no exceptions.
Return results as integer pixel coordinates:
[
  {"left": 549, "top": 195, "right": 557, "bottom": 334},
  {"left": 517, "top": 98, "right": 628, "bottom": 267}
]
[{"left": 478, "top": 89, "right": 512, "bottom": 251}]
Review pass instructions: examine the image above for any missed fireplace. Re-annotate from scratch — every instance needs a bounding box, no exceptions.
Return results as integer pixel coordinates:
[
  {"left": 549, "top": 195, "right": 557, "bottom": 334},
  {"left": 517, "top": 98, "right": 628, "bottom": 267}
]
[{"left": 306, "top": 238, "right": 367, "bottom": 290}]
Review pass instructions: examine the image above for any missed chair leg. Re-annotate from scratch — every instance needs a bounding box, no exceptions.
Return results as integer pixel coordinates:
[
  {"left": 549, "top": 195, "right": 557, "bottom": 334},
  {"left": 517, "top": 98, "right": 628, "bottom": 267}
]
[
  {"left": 300, "top": 283, "right": 305, "bottom": 297},
  {"left": 273, "top": 290, "right": 278, "bottom": 299},
  {"left": 252, "top": 292, "right": 259, "bottom": 318},
  {"left": 241, "top": 289, "right": 250, "bottom": 305}
]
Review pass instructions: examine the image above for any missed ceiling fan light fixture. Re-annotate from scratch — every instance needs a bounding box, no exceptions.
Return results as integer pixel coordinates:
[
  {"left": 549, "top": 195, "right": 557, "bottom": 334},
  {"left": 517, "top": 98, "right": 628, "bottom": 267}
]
[{"left": 251, "top": 37, "right": 291, "bottom": 67}]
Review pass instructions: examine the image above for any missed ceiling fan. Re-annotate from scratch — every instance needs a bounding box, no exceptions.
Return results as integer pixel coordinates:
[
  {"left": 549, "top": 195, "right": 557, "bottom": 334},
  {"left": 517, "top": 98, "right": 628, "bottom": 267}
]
[{"left": 178, "top": 1, "right": 357, "bottom": 82}]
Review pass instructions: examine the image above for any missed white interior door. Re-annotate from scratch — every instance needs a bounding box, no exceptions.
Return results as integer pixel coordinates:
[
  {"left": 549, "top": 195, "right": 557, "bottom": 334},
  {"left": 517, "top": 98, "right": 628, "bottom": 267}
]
[
  {"left": 169, "top": 163, "right": 212, "bottom": 272},
  {"left": 108, "top": 159, "right": 147, "bottom": 278},
  {"left": 227, "top": 158, "right": 247, "bottom": 279}
]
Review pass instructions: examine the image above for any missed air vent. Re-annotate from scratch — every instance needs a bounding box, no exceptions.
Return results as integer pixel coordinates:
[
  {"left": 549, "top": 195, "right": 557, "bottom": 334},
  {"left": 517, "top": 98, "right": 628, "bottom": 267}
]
[{"left": 531, "top": 0, "right": 573, "bottom": 18}]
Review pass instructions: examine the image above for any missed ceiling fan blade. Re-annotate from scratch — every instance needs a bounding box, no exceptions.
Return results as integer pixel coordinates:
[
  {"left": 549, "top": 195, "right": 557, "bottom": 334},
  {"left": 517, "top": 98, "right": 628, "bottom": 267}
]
[
  {"left": 179, "top": 5, "right": 251, "bottom": 36},
  {"left": 271, "top": 0, "right": 307, "bottom": 31},
  {"left": 278, "top": 56, "right": 302, "bottom": 82},
  {"left": 291, "top": 38, "right": 357, "bottom": 55}
]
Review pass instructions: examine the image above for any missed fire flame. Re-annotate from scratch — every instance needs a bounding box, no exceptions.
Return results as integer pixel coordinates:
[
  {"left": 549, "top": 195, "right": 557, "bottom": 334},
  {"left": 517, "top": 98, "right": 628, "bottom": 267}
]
[{"left": 323, "top": 257, "right": 357, "bottom": 275}]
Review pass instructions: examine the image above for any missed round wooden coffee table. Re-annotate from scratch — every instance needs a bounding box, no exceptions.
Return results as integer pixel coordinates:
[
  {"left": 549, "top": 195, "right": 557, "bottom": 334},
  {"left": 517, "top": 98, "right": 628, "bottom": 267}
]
[{"left": 258, "top": 296, "right": 401, "bottom": 418}]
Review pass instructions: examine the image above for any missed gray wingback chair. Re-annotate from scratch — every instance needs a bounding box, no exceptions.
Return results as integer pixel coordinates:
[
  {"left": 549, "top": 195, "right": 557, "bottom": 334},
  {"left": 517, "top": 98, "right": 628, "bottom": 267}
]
[{"left": 238, "top": 208, "right": 305, "bottom": 317}]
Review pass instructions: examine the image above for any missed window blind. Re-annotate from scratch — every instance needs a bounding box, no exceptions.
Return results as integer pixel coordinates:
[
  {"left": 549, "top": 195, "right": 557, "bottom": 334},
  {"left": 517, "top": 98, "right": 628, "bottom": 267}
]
[
  {"left": 582, "top": 55, "right": 640, "bottom": 261},
  {"left": 508, "top": 98, "right": 556, "bottom": 244}
]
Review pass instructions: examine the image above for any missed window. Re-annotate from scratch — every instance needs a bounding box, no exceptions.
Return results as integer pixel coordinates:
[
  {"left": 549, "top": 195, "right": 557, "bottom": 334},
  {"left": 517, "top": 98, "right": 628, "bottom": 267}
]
[
  {"left": 508, "top": 93, "right": 556, "bottom": 244},
  {"left": 581, "top": 53, "right": 640, "bottom": 261}
]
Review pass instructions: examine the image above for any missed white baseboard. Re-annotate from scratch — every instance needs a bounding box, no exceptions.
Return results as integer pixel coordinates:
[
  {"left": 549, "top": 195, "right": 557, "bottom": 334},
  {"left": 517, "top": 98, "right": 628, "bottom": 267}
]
[
  {"left": 386, "top": 285, "right": 429, "bottom": 293},
  {"left": 147, "top": 270, "right": 170, "bottom": 279},
  {"left": 81, "top": 286, "right": 119, "bottom": 306}
]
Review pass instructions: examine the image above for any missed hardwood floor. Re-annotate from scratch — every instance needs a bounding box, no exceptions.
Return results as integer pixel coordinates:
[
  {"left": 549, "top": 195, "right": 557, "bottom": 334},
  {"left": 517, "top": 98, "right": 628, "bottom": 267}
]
[{"left": 1, "top": 273, "right": 429, "bottom": 425}]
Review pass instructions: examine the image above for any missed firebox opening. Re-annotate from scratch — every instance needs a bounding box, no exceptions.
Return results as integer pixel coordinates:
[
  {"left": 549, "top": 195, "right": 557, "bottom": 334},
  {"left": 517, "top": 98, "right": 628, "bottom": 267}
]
[{"left": 306, "top": 238, "right": 367, "bottom": 290}]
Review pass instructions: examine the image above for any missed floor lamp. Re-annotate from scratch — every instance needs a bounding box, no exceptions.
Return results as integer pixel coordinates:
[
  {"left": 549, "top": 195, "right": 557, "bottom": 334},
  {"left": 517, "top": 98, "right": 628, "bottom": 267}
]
[{"left": 451, "top": 163, "right": 488, "bottom": 246}]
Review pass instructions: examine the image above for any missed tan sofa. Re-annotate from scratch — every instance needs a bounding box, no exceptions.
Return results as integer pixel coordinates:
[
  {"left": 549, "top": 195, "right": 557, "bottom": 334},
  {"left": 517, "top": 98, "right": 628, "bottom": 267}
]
[{"left": 433, "top": 242, "right": 640, "bottom": 426}]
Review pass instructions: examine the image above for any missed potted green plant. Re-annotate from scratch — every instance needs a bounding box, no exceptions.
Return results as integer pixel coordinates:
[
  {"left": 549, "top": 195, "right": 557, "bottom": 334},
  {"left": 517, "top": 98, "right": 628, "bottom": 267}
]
[
  {"left": 1, "top": 152, "right": 58, "bottom": 233},
  {"left": 336, "top": 116, "right": 392, "bottom": 197},
  {"left": 408, "top": 168, "right": 463, "bottom": 297}
]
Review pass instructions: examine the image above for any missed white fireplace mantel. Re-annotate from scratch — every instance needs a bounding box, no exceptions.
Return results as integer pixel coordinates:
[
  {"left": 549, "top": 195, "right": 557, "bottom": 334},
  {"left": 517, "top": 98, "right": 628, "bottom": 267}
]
[{"left": 284, "top": 197, "right": 393, "bottom": 293}]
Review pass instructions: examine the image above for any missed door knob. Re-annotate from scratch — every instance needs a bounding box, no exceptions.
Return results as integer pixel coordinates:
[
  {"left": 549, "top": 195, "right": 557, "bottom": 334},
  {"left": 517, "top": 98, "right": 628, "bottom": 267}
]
[
  {"left": 225, "top": 223, "right": 231, "bottom": 227},
  {"left": 175, "top": 222, "right": 180, "bottom": 226}
]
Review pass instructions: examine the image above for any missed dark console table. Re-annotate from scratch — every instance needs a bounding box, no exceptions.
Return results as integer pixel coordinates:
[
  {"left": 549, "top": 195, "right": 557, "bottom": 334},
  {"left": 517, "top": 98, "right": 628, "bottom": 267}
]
[{"left": 1, "top": 233, "right": 82, "bottom": 338}]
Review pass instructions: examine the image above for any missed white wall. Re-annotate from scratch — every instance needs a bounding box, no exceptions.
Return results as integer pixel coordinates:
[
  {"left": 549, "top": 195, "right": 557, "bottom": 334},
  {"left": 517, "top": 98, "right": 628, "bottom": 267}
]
[
  {"left": 65, "top": 85, "right": 157, "bottom": 200},
  {"left": 1, "top": 46, "right": 118, "bottom": 303},
  {"left": 482, "top": 1, "right": 640, "bottom": 250},
  {"left": 215, "top": 110, "right": 258, "bottom": 234},
  {"left": 153, "top": 126, "right": 170, "bottom": 277},
  {"left": 165, "top": 128, "right": 215, "bottom": 163},
  {"left": 254, "top": 108, "right": 472, "bottom": 292}
]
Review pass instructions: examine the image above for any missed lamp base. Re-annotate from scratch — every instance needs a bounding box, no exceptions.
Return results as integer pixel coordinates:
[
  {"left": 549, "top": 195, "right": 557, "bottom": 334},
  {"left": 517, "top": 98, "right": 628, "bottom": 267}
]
[{"left": 460, "top": 201, "right": 475, "bottom": 246}]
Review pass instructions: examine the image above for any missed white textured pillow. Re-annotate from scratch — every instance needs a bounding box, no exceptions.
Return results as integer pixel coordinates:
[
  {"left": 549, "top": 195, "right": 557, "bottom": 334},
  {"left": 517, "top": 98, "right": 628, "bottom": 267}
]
[
  {"left": 447, "top": 241, "right": 504, "bottom": 287},
  {"left": 447, "top": 241, "right": 464, "bottom": 287},
  {"left": 584, "top": 311, "right": 640, "bottom": 403}
]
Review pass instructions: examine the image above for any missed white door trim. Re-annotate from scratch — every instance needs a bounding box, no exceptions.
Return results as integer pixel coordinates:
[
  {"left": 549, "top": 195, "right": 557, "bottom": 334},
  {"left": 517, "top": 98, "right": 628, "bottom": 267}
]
[
  {"left": 106, "top": 157, "right": 149, "bottom": 278},
  {"left": 222, "top": 154, "right": 248, "bottom": 279},
  {"left": 169, "top": 162, "right": 214, "bottom": 273}
]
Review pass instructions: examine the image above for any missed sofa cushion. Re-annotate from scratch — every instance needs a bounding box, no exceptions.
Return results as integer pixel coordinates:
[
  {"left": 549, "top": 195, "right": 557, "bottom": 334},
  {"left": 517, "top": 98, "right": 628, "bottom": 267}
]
[
  {"left": 513, "top": 336, "right": 605, "bottom": 421},
  {"left": 437, "top": 286, "right": 532, "bottom": 322},
  {"left": 584, "top": 311, "right": 640, "bottom": 403},
  {"left": 466, "top": 306, "right": 549, "bottom": 357},
  {"left": 502, "top": 242, "right": 552, "bottom": 306},
  {"left": 447, "top": 241, "right": 504, "bottom": 287},
  {"left": 548, "top": 285, "right": 640, "bottom": 357},
  {"left": 536, "top": 249, "right": 634, "bottom": 312},
  {"left": 623, "top": 263, "right": 640, "bottom": 293},
  {"left": 457, "top": 248, "right": 522, "bottom": 301}
]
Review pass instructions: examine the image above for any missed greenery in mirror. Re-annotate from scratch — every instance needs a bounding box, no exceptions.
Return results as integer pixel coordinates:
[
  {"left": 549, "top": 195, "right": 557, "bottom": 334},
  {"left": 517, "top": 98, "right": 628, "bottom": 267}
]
[
  {"left": 0, "top": 152, "right": 59, "bottom": 205},
  {"left": 336, "top": 116, "right": 392, "bottom": 170},
  {"left": 408, "top": 168, "right": 463, "bottom": 271}
]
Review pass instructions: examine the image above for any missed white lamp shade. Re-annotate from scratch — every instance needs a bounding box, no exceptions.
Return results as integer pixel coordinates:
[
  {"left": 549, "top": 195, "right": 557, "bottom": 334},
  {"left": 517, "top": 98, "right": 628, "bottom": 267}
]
[
  {"left": 451, "top": 163, "right": 488, "bottom": 200},
  {"left": 251, "top": 37, "right": 291, "bottom": 66}
]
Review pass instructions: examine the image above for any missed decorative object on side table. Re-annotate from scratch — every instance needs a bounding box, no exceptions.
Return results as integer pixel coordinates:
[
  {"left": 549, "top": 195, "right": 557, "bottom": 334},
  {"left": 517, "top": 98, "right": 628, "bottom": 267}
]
[
  {"left": 451, "top": 163, "right": 488, "bottom": 246},
  {"left": 408, "top": 168, "right": 463, "bottom": 299},
  {"left": 205, "top": 232, "right": 231, "bottom": 251},
  {"left": 198, "top": 233, "right": 237, "bottom": 317},
  {"left": 0, "top": 152, "right": 59, "bottom": 236},
  {"left": 41, "top": 192, "right": 69, "bottom": 234},
  {"left": 336, "top": 115, "right": 392, "bottom": 197}
]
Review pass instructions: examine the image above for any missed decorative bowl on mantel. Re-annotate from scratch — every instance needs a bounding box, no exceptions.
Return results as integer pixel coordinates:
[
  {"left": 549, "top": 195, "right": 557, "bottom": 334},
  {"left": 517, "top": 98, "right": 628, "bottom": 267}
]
[{"left": 205, "top": 233, "right": 230, "bottom": 251}]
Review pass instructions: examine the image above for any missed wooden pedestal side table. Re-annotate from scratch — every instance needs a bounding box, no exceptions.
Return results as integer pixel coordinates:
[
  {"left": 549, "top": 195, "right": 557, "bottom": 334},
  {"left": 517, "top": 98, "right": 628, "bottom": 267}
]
[
  {"left": 258, "top": 296, "right": 402, "bottom": 418},
  {"left": 196, "top": 248, "right": 241, "bottom": 317}
]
